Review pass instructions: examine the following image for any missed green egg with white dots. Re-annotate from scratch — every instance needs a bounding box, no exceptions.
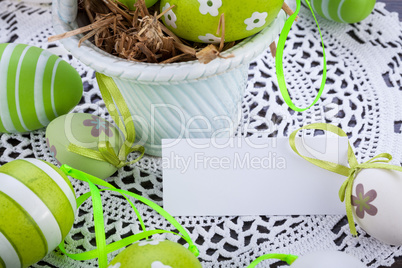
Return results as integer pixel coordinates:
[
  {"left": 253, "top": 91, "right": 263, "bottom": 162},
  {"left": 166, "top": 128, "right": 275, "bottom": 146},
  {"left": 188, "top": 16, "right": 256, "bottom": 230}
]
[
  {"left": 160, "top": 0, "right": 284, "bottom": 43},
  {"left": 108, "top": 239, "right": 202, "bottom": 268},
  {"left": 117, "top": 0, "right": 159, "bottom": 10}
]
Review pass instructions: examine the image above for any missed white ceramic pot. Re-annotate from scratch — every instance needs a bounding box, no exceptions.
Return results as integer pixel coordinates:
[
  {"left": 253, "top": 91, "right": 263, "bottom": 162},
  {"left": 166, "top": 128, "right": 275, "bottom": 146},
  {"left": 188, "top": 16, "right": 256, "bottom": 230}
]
[{"left": 52, "top": 1, "right": 286, "bottom": 156}]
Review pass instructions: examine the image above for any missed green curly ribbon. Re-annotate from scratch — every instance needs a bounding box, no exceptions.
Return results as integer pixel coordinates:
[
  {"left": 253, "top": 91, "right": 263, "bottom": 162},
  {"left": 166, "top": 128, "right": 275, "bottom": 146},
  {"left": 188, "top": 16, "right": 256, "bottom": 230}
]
[
  {"left": 59, "top": 165, "right": 199, "bottom": 268},
  {"left": 67, "top": 73, "right": 145, "bottom": 169},
  {"left": 276, "top": 0, "right": 327, "bottom": 111},
  {"left": 247, "top": 253, "right": 298, "bottom": 267},
  {"left": 289, "top": 123, "right": 402, "bottom": 236}
]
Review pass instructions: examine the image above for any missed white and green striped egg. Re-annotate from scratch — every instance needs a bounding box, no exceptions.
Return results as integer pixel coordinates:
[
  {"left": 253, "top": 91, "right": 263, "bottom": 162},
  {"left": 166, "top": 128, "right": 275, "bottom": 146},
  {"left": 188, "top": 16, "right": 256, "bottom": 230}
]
[
  {"left": 308, "top": 0, "right": 376, "bottom": 23},
  {"left": 160, "top": 0, "right": 284, "bottom": 43},
  {"left": 0, "top": 159, "right": 76, "bottom": 268},
  {"left": 0, "top": 43, "right": 83, "bottom": 134}
]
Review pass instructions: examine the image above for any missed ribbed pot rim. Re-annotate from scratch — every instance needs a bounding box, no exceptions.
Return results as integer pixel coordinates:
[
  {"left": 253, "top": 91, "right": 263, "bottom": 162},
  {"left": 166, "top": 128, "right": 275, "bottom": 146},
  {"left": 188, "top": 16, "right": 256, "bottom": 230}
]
[{"left": 52, "top": 0, "right": 286, "bottom": 83}]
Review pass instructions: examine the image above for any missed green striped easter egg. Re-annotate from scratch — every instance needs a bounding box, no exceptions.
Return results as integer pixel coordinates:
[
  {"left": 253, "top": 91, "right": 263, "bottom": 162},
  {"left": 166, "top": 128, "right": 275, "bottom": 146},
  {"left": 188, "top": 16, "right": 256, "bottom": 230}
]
[
  {"left": 0, "top": 43, "right": 83, "bottom": 134},
  {"left": 0, "top": 159, "right": 76, "bottom": 268},
  {"left": 309, "top": 0, "right": 376, "bottom": 23}
]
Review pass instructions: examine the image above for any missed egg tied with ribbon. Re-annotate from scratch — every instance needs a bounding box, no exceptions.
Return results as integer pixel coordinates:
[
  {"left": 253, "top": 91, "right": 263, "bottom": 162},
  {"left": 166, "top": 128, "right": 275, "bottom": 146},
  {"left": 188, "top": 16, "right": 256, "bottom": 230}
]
[
  {"left": 0, "top": 43, "right": 83, "bottom": 134},
  {"left": 46, "top": 113, "right": 123, "bottom": 179},
  {"left": 107, "top": 239, "right": 202, "bottom": 268},
  {"left": 46, "top": 73, "right": 146, "bottom": 180},
  {"left": 351, "top": 168, "right": 402, "bottom": 245},
  {"left": 0, "top": 159, "right": 76, "bottom": 268},
  {"left": 336, "top": 152, "right": 402, "bottom": 245},
  {"left": 289, "top": 123, "right": 402, "bottom": 245}
]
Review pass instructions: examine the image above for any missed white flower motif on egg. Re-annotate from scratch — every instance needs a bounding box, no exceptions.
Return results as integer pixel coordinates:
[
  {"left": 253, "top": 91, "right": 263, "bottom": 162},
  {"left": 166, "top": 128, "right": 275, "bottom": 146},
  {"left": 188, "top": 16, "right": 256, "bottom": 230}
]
[
  {"left": 138, "top": 239, "right": 163, "bottom": 246},
  {"left": 162, "top": 3, "right": 177, "bottom": 28},
  {"left": 151, "top": 261, "right": 173, "bottom": 268},
  {"left": 198, "top": 0, "right": 222, "bottom": 16},
  {"left": 107, "top": 263, "right": 121, "bottom": 268},
  {"left": 244, "top": 12, "right": 268, "bottom": 31},
  {"left": 198, "top": 33, "right": 221, "bottom": 44}
]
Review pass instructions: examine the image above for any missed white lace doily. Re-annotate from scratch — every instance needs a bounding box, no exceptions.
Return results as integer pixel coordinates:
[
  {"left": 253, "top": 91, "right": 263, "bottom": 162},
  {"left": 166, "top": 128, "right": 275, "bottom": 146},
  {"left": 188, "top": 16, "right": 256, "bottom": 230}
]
[{"left": 0, "top": 0, "right": 401, "bottom": 267}]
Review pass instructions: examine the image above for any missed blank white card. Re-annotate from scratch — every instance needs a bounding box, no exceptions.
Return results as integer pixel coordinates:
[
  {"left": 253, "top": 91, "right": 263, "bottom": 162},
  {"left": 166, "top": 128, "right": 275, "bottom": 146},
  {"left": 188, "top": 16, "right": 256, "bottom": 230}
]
[{"left": 162, "top": 137, "right": 348, "bottom": 216}]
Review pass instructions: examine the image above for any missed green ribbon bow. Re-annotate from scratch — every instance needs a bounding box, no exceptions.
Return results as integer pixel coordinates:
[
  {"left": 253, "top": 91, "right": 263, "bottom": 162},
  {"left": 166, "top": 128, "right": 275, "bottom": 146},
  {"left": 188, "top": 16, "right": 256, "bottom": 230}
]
[
  {"left": 289, "top": 123, "right": 402, "bottom": 236},
  {"left": 276, "top": 0, "right": 327, "bottom": 112},
  {"left": 59, "top": 165, "right": 199, "bottom": 268},
  {"left": 247, "top": 253, "right": 299, "bottom": 267},
  {"left": 68, "top": 73, "right": 145, "bottom": 170}
]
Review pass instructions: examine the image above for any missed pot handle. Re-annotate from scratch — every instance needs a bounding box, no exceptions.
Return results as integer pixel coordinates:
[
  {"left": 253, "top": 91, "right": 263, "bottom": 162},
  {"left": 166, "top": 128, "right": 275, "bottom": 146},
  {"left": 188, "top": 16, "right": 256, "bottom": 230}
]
[{"left": 55, "top": 0, "right": 78, "bottom": 24}]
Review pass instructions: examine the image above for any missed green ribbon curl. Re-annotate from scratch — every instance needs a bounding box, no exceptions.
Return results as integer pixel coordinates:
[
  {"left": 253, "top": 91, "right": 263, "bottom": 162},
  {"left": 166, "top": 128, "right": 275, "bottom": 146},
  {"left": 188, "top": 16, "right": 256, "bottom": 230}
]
[
  {"left": 67, "top": 73, "right": 145, "bottom": 170},
  {"left": 289, "top": 123, "right": 402, "bottom": 236},
  {"left": 247, "top": 253, "right": 298, "bottom": 267},
  {"left": 59, "top": 165, "right": 199, "bottom": 268},
  {"left": 276, "top": 0, "right": 327, "bottom": 111}
]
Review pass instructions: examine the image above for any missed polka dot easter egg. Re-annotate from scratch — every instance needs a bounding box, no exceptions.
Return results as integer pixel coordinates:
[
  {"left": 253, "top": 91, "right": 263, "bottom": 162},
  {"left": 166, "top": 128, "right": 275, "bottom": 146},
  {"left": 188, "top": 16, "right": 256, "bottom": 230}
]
[
  {"left": 308, "top": 0, "right": 376, "bottom": 23},
  {"left": 117, "top": 0, "right": 159, "bottom": 10},
  {"left": 160, "top": 0, "right": 284, "bottom": 43},
  {"left": 0, "top": 159, "right": 76, "bottom": 268},
  {"left": 108, "top": 239, "right": 202, "bottom": 268},
  {"left": 0, "top": 43, "right": 83, "bottom": 134},
  {"left": 46, "top": 113, "right": 123, "bottom": 179},
  {"left": 351, "top": 169, "right": 402, "bottom": 245},
  {"left": 290, "top": 251, "right": 366, "bottom": 268}
]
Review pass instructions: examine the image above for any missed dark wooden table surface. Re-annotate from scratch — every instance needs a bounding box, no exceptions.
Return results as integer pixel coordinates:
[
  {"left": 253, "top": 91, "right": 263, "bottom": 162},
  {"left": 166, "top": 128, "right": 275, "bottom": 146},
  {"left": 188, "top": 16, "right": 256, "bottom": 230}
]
[{"left": 380, "top": 0, "right": 402, "bottom": 14}]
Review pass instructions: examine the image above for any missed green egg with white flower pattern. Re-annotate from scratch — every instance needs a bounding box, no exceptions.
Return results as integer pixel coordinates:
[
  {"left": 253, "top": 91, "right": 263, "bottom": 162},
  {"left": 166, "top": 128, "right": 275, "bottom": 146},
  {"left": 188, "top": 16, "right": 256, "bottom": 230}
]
[
  {"left": 160, "top": 0, "right": 284, "bottom": 43},
  {"left": 0, "top": 159, "right": 76, "bottom": 268},
  {"left": 108, "top": 239, "right": 202, "bottom": 268},
  {"left": 0, "top": 43, "right": 83, "bottom": 134},
  {"left": 45, "top": 113, "right": 123, "bottom": 179}
]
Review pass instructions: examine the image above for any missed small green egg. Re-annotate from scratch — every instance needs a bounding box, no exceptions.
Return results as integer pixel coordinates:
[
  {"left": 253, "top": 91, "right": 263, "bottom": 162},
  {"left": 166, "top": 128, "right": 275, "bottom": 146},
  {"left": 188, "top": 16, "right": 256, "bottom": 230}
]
[
  {"left": 117, "top": 0, "right": 159, "bottom": 10},
  {"left": 45, "top": 113, "right": 123, "bottom": 179},
  {"left": 108, "top": 240, "right": 202, "bottom": 268},
  {"left": 160, "top": 0, "right": 284, "bottom": 43},
  {"left": 308, "top": 0, "right": 376, "bottom": 23}
]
